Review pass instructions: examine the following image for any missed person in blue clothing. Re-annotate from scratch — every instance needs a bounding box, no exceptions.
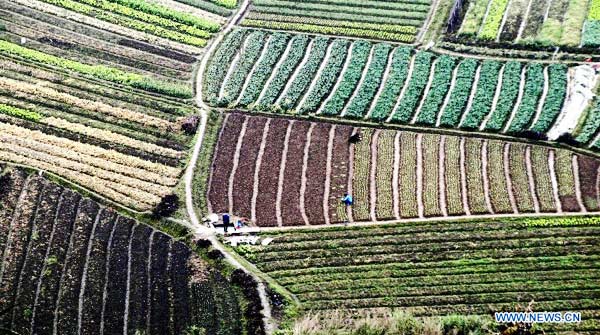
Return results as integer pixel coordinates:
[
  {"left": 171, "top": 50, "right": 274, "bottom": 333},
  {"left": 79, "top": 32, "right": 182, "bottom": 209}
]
[{"left": 341, "top": 193, "right": 353, "bottom": 206}]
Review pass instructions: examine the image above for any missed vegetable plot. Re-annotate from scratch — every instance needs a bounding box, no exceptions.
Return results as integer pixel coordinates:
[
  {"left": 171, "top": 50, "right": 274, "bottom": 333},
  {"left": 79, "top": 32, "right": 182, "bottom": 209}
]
[
  {"left": 207, "top": 114, "right": 600, "bottom": 227},
  {"left": 237, "top": 219, "right": 600, "bottom": 333},
  {"left": 206, "top": 30, "right": 581, "bottom": 149},
  {"left": 241, "top": 0, "right": 430, "bottom": 42},
  {"left": 0, "top": 166, "right": 243, "bottom": 335}
]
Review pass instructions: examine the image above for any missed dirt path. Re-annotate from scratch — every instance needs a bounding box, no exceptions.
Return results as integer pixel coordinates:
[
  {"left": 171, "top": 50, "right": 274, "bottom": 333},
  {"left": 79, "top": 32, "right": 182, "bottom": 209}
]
[
  {"left": 503, "top": 143, "right": 520, "bottom": 214},
  {"left": 323, "top": 125, "right": 336, "bottom": 225},
  {"left": 548, "top": 150, "right": 563, "bottom": 213},
  {"left": 416, "top": 134, "right": 425, "bottom": 218},
  {"left": 252, "top": 119, "right": 271, "bottom": 223},
  {"left": 525, "top": 146, "right": 541, "bottom": 213}
]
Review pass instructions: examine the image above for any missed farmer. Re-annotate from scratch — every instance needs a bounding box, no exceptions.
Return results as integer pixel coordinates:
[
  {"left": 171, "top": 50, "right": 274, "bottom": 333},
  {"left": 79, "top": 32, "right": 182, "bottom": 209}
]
[
  {"left": 223, "top": 213, "right": 230, "bottom": 233},
  {"left": 341, "top": 193, "right": 353, "bottom": 206}
]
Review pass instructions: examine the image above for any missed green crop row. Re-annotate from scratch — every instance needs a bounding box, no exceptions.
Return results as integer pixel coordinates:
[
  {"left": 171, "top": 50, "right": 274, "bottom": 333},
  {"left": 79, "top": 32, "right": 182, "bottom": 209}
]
[
  {"left": 460, "top": 0, "right": 490, "bottom": 37},
  {"left": 530, "top": 64, "right": 568, "bottom": 132},
  {"left": 505, "top": 63, "right": 545, "bottom": 133},
  {"left": 40, "top": 0, "right": 216, "bottom": 42},
  {"left": 251, "top": 5, "right": 425, "bottom": 26},
  {"left": 208, "top": 0, "right": 237, "bottom": 9},
  {"left": 369, "top": 48, "right": 412, "bottom": 121},
  {"left": 524, "top": 216, "right": 600, "bottom": 227},
  {"left": 344, "top": 44, "right": 392, "bottom": 119},
  {"left": 591, "top": 0, "right": 600, "bottom": 19},
  {"left": 298, "top": 39, "right": 349, "bottom": 114},
  {"left": 353, "top": 128, "right": 373, "bottom": 221},
  {"left": 322, "top": 41, "right": 372, "bottom": 116},
  {"left": 245, "top": 12, "right": 418, "bottom": 34},
  {"left": 582, "top": 20, "right": 600, "bottom": 47},
  {"left": 175, "top": 0, "right": 233, "bottom": 16},
  {"left": 238, "top": 33, "right": 290, "bottom": 107},
  {"left": 0, "top": 40, "right": 192, "bottom": 98},
  {"left": 375, "top": 131, "right": 396, "bottom": 219},
  {"left": 414, "top": 56, "right": 456, "bottom": 125},
  {"left": 254, "top": 35, "right": 310, "bottom": 110},
  {"left": 106, "top": 0, "right": 220, "bottom": 31},
  {"left": 575, "top": 100, "right": 600, "bottom": 144},
  {"left": 479, "top": 0, "right": 510, "bottom": 40},
  {"left": 278, "top": 37, "right": 329, "bottom": 111},
  {"left": 204, "top": 30, "right": 247, "bottom": 104},
  {"left": 253, "top": 0, "right": 430, "bottom": 18},
  {"left": 483, "top": 61, "right": 522, "bottom": 131},
  {"left": 461, "top": 60, "right": 502, "bottom": 129},
  {"left": 0, "top": 103, "right": 42, "bottom": 122},
  {"left": 389, "top": 52, "right": 434, "bottom": 123},
  {"left": 219, "top": 31, "right": 267, "bottom": 106},
  {"left": 438, "top": 59, "right": 478, "bottom": 127},
  {"left": 241, "top": 19, "right": 416, "bottom": 42}
]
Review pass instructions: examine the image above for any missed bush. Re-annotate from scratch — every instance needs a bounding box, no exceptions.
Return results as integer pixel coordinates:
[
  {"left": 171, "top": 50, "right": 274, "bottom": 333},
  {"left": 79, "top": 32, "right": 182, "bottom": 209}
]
[
  {"left": 181, "top": 115, "right": 200, "bottom": 135},
  {"left": 557, "top": 133, "right": 579, "bottom": 146},
  {"left": 152, "top": 194, "right": 179, "bottom": 218},
  {"left": 207, "top": 248, "right": 224, "bottom": 260},
  {"left": 519, "top": 130, "right": 548, "bottom": 141}
]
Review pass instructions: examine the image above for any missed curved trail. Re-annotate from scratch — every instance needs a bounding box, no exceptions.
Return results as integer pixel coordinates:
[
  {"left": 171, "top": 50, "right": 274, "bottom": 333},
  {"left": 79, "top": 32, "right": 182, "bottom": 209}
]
[{"left": 184, "top": 0, "right": 277, "bottom": 332}]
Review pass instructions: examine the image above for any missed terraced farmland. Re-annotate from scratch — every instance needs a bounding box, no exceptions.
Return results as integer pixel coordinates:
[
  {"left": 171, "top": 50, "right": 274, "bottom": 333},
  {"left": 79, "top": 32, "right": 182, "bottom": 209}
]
[
  {"left": 207, "top": 113, "right": 600, "bottom": 226},
  {"left": 449, "top": 0, "right": 600, "bottom": 49},
  {"left": 0, "top": 165, "right": 244, "bottom": 335},
  {"left": 236, "top": 218, "right": 600, "bottom": 333},
  {"left": 0, "top": 0, "right": 240, "bottom": 211},
  {"left": 240, "top": 0, "right": 432, "bottom": 43},
  {"left": 204, "top": 30, "right": 599, "bottom": 148}
]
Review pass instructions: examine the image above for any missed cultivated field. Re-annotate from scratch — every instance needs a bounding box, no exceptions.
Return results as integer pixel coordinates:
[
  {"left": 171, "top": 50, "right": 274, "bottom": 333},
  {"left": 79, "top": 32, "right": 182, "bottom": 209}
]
[
  {"left": 448, "top": 0, "right": 600, "bottom": 48},
  {"left": 240, "top": 0, "right": 433, "bottom": 42},
  {"left": 0, "top": 165, "right": 244, "bottom": 335},
  {"left": 0, "top": 0, "right": 240, "bottom": 210},
  {"left": 237, "top": 218, "right": 600, "bottom": 333},
  {"left": 203, "top": 30, "right": 600, "bottom": 148},
  {"left": 207, "top": 113, "right": 600, "bottom": 226}
]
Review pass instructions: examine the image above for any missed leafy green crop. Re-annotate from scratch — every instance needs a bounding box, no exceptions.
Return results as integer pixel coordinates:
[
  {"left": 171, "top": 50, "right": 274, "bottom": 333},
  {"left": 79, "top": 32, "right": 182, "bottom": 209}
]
[
  {"left": 530, "top": 64, "right": 567, "bottom": 132},
  {"left": 414, "top": 55, "right": 457, "bottom": 125},
  {"left": 389, "top": 51, "right": 434, "bottom": 123},
  {"left": 0, "top": 103, "right": 43, "bottom": 122},
  {"left": 505, "top": 63, "right": 544, "bottom": 133},
  {"left": 438, "top": 59, "right": 478, "bottom": 127},
  {"left": 461, "top": 60, "right": 502, "bottom": 129},
  {"left": 484, "top": 61, "right": 522, "bottom": 131},
  {"left": 369, "top": 48, "right": 412, "bottom": 121}
]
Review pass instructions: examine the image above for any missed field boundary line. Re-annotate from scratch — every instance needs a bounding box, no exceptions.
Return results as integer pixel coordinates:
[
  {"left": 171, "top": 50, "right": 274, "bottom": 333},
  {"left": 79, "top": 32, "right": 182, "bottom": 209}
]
[
  {"left": 458, "top": 63, "right": 482, "bottom": 128},
  {"left": 316, "top": 41, "right": 355, "bottom": 115},
  {"left": 386, "top": 52, "right": 416, "bottom": 123},
  {"left": 480, "top": 64, "right": 506, "bottom": 130},
  {"left": 370, "top": 130, "right": 380, "bottom": 222},
  {"left": 99, "top": 216, "right": 119, "bottom": 335},
  {"left": 323, "top": 125, "right": 336, "bottom": 225},
  {"left": 502, "top": 66, "right": 527, "bottom": 133},
  {"left": 439, "top": 136, "right": 448, "bottom": 217},
  {"left": 525, "top": 146, "right": 541, "bottom": 213},
  {"left": 529, "top": 66, "right": 550, "bottom": 130},
  {"left": 416, "top": 134, "right": 425, "bottom": 218},
  {"left": 76, "top": 208, "right": 103, "bottom": 334},
  {"left": 504, "top": 143, "right": 520, "bottom": 214},
  {"left": 256, "top": 37, "right": 294, "bottom": 104},
  {"left": 257, "top": 210, "right": 600, "bottom": 232},
  {"left": 341, "top": 45, "right": 376, "bottom": 118},
  {"left": 392, "top": 131, "right": 401, "bottom": 220},
  {"left": 573, "top": 155, "right": 588, "bottom": 213},
  {"left": 459, "top": 137, "right": 471, "bottom": 216},
  {"left": 275, "top": 39, "right": 314, "bottom": 106},
  {"left": 300, "top": 123, "right": 315, "bottom": 226},
  {"left": 276, "top": 121, "right": 294, "bottom": 227},
  {"left": 365, "top": 48, "right": 395, "bottom": 120},
  {"left": 252, "top": 119, "right": 271, "bottom": 223},
  {"left": 436, "top": 64, "right": 459, "bottom": 127},
  {"left": 482, "top": 140, "right": 495, "bottom": 214},
  {"left": 410, "top": 59, "right": 438, "bottom": 124},
  {"left": 228, "top": 116, "right": 249, "bottom": 214}
]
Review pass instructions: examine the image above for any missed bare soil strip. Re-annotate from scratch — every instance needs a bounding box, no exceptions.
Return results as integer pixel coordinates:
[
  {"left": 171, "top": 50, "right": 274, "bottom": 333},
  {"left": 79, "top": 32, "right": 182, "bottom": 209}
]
[
  {"left": 300, "top": 123, "right": 316, "bottom": 225},
  {"left": 323, "top": 125, "right": 337, "bottom": 225},
  {"left": 548, "top": 150, "right": 563, "bottom": 213},
  {"left": 228, "top": 116, "right": 249, "bottom": 214},
  {"left": 416, "top": 134, "right": 425, "bottom": 218},
  {"left": 572, "top": 155, "right": 588, "bottom": 213},
  {"left": 459, "top": 138, "right": 471, "bottom": 216},
  {"left": 276, "top": 121, "right": 294, "bottom": 227},
  {"left": 252, "top": 119, "right": 271, "bottom": 223}
]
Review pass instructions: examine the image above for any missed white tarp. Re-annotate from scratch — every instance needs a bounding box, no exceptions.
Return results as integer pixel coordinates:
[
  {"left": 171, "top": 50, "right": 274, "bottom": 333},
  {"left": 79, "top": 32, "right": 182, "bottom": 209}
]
[{"left": 547, "top": 65, "right": 599, "bottom": 140}]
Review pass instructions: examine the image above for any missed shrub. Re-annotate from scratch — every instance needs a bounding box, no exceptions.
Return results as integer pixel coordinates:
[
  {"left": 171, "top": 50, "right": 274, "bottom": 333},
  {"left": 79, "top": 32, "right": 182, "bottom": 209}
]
[
  {"left": 181, "top": 115, "right": 200, "bottom": 135},
  {"left": 152, "top": 194, "right": 179, "bottom": 218}
]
